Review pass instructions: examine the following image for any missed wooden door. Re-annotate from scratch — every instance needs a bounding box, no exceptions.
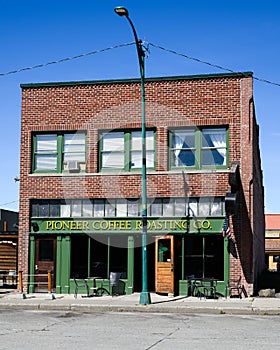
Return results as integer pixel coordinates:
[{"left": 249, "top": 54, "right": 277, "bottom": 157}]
[
  {"left": 155, "top": 235, "right": 174, "bottom": 295},
  {"left": 35, "top": 238, "right": 56, "bottom": 292}
]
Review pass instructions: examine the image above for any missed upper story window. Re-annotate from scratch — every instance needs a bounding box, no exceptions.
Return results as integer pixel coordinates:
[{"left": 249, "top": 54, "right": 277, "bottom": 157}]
[
  {"left": 32, "top": 132, "right": 86, "bottom": 173},
  {"left": 99, "top": 130, "right": 155, "bottom": 171},
  {"left": 170, "top": 127, "right": 228, "bottom": 170}
]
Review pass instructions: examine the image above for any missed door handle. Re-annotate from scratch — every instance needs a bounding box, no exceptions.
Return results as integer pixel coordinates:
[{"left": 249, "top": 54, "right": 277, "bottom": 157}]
[{"left": 35, "top": 265, "right": 38, "bottom": 271}]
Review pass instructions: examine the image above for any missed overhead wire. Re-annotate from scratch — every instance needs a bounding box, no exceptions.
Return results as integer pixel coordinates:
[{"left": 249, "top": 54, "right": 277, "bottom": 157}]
[
  {"left": 147, "top": 42, "right": 280, "bottom": 87},
  {"left": 0, "top": 42, "right": 135, "bottom": 77},
  {"left": 0, "top": 41, "right": 279, "bottom": 87}
]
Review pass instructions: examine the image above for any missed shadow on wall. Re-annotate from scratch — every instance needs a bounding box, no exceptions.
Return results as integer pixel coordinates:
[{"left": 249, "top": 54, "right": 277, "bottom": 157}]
[{"left": 231, "top": 182, "right": 253, "bottom": 285}]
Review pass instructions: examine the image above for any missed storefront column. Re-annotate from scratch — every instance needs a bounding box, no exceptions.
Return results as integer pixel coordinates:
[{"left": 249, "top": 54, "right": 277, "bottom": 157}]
[
  {"left": 61, "top": 236, "right": 71, "bottom": 293},
  {"left": 56, "top": 236, "right": 62, "bottom": 293},
  {"left": 127, "top": 236, "right": 134, "bottom": 295},
  {"left": 29, "top": 236, "right": 35, "bottom": 293}
]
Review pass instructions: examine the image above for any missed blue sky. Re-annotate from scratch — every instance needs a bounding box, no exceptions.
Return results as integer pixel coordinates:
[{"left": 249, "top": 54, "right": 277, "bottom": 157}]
[{"left": 1, "top": 0, "right": 280, "bottom": 213}]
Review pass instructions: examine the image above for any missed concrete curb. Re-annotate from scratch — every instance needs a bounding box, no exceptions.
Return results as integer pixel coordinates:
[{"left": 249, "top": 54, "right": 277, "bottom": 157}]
[
  {"left": 1, "top": 291, "right": 280, "bottom": 315},
  {"left": 0, "top": 300, "right": 279, "bottom": 315}
]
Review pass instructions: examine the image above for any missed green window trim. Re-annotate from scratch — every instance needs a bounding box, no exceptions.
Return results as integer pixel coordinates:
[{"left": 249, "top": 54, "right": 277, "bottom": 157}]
[
  {"left": 32, "top": 132, "right": 86, "bottom": 174},
  {"left": 169, "top": 126, "right": 229, "bottom": 170},
  {"left": 99, "top": 129, "right": 156, "bottom": 172}
]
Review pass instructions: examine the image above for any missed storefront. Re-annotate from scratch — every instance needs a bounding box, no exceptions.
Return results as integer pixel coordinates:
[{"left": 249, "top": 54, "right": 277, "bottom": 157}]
[{"left": 29, "top": 198, "right": 229, "bottom": 296}]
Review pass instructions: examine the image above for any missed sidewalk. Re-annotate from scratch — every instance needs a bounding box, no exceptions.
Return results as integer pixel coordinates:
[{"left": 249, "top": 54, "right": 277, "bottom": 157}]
[{"left": 0, "top": 289, "right": 280, "bottom": 315}]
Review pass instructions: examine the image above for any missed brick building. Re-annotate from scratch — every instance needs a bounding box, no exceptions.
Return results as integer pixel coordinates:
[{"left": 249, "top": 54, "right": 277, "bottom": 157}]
[
  {"left": 0, "top": 209, "right": 18, "bottom": 278},
  {"left": 19, "top": 72, "right": 265, "bottom": 296},
  {"left": 265, "top": 214, "right": 280, "bottom": 271}
]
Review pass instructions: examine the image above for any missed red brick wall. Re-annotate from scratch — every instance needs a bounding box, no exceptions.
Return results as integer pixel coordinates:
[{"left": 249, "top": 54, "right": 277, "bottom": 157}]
[{"left": 19, "top": 74, "right": 265, "bottom": 294}]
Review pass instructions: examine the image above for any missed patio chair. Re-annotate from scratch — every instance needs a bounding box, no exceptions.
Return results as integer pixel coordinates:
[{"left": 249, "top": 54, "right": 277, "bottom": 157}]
[
  {"left": 109, "top": 272, "right": 122, "bottom": 296},
  {"left": 225, "top": 276, "right": 242, "bottom": 298},
  {"left": 73, "top": 278, "right": 90, "bottom": 298}
]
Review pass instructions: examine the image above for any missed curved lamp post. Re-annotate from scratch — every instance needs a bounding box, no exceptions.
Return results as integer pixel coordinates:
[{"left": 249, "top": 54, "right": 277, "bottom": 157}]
[{"left": 114, "top": 6, "right": 151, "bottom": 305}]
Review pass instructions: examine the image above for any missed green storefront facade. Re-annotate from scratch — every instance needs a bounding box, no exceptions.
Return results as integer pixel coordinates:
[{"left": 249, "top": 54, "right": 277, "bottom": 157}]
[{"left": 29, "top": 216, "right": 229, "bottom": 296}]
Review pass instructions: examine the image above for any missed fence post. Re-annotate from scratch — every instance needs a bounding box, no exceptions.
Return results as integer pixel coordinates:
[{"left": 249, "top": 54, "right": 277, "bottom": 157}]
[
  {"left": 17, "top": 271, "right": 26, "bottom": 299},
  {"left": 46, "top": 270, "right": 55, "bottom": 300}
]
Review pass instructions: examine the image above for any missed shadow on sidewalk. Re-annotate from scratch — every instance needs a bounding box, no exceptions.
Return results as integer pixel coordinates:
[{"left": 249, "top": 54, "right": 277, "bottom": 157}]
[{"left": 152, "top": 295, "right": 189, "bottom": 304}]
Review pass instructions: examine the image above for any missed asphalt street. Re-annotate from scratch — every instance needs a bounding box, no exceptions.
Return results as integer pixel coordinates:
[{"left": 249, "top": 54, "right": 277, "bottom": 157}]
[{"left": 0, "top": 309, "right": 279, "bottom": 350}]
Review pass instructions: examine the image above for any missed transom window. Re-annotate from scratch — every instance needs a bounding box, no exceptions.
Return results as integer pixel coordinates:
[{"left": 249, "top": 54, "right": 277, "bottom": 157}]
[
  {"left": 99, "top": 130, "right": 155, "bottom": 171},
  {"left": 170, "top": 127, "right": 228, "bottom": 169},
  {"left": 32, "top": 132, "right": 86, "bottom": 173},
  {"left": 31, "top": 197, "right": 225, "bottom": 218}
]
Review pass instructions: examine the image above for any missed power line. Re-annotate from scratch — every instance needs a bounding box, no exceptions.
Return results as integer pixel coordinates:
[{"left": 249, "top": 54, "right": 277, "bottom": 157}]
[
  {"left": 0, "top": 42, "right": 135, "bottom": 77},
  {"left": 0, "top": 200, "right": 19, "bottom": 207},
  {"left": 1, "top": 40, "right": 280, "bottom": 88},
  {"left": 148, "top": 42, "right": 280, "bottom": 87}
]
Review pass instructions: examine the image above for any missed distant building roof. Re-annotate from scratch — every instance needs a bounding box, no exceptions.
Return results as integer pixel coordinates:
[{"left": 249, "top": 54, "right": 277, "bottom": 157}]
[{"left": 265, "top": 214, "right": 280, "bottom": 230}]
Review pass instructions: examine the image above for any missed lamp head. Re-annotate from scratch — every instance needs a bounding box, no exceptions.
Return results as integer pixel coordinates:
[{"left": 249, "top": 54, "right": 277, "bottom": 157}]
[{"left": 114, "top": 6, "right": 129, "bottom": 17}]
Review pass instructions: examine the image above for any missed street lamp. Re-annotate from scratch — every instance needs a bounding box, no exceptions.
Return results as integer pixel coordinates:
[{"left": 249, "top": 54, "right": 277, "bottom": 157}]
[{"left": 114, "top": 6, "right": 151, "bottom": 305}]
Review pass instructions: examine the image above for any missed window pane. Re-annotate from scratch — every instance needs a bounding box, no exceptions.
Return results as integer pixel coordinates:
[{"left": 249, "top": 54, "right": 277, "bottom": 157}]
[
  {"left": 49, "top": 203, "right": 59, "bottom": 217},
  {"left": 171, "top": 150, "right": 195, "bottom": 167},
  {"left": 131, "top": 132, "right": 142, "bottom": 150},
  {"left": 171, "top": 129, "right": 195, "bottom": 167},
  {"left": 102, "top": 132, "right": 124, "bottom": 151},
  {"left": 131, "top": 131, "right": 154, "bottom": 150},
  {"left": 127, "top": 200, "right": 139, "bottom": 217},
  {"left": 72, "top": 200, "right": 82, "bottom": 217},
  {"left": 131, "top": 131, "right": 154, "bottom": 169},
  {"left": 94, "top": 200, "right": 104, "bottom": 217},
  {"left": 146, "top": 131, "right": 154, "bottom": 150},
  {"left": 36, "top": 135, "right": 57, "bottom": 152},
  {"left": 202, "top": 128, "right": 226, "bottom": 166},
  {"left": 151, "top": 199, "right": 162, "bottom": 217},
  {"left": 198, "top": 198, "right": 210, "bottom": 216},
  {"left": 61, "top": 203, "right": 71, "bottom": 217},
  {"left": 158, "top": 239, "right": 171, "bottom": 262},
  {"left": 39, "top": 240, "right": 54, "bottom": 262},
  {"left": 116, "top": 200, "right": 127, "bottom": 217},
  {"left": 35, "top": 155, "right": 57, "bottom": 170},
  {"left": 187, "top": 198, "right": 198, "bottom": 217},
  {"left": 102, "top": 152, "right": 124, "bottom": 169},
  {"left": 82, "top": 201, "right": 93, "bottom": 217},
  {"left": 38, "top": 203, "right": 49, "bottom": 217},
  {"left": 211, "top": 198, "right": 222, "bottom": 216},
  {"left": 174, "top": 198, "right": 185, "bottom": 217},
  {"left": 163, "top": 199, "right": 174, "bottom": 217},
  {"left": 205, "top": 236, "right": 224, "bottom": 279},
  {"left": 31, "top": 203, "right": 38, "bottom": 217},
  {"left": 64, "top": 152, "right": 85, "bottom": 162},
  {"left": 202, "top": 128, "right": 226, "bottom": 147},
  {"left": 185, "top": 236, "right": 203, "bottom": 278},
  {"left": 202, "top": 149, "right": 226, "bottom": 166},
  {"left": 131, "top": 151, "right": 142, "bottom": 168},
  {"left": 63, "top": 133, "right": 86, "bottom": 165},
  {"left": 146, "top": 151, "right": 155, "bottom": 168},
  {"left": 172, "top": 130, "right": 195, "bottom": 148},
  {"left": 105, "top": 200, "right": 115, "bottom": 217}
]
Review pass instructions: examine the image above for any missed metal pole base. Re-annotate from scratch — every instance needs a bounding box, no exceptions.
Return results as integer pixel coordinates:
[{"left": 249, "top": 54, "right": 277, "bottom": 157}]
[
  {"left": 46, "top": 292, "right": 56, "bottom": 300},
  {"left": 17, "top": 292, "right": 26, "bottom": 299},
  {"left": 139, "top": 291, "right": 151, "bottom": 305}
]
